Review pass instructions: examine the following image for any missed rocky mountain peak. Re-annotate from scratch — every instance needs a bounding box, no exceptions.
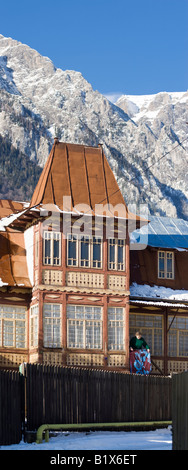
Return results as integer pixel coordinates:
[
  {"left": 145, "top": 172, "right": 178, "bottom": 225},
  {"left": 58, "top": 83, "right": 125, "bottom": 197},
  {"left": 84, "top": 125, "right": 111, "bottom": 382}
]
[{"left": 0, "top": 34, "right": 187, "bottom": 220}]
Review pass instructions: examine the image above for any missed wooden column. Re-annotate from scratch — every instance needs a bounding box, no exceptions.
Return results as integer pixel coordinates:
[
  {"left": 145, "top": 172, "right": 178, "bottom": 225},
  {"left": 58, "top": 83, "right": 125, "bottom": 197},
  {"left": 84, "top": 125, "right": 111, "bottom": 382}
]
[
  {"left": 62, "top": 232, "right": 67, "bottom": 286},
  {"left": 62, "top": 292, "right": 67, "bottom": 365},
  {"left": 38, "top": 290, "right": 44, "bottom": 363},
  {"left": 103, "top": 295, "right": 108, "bottom": 367}
]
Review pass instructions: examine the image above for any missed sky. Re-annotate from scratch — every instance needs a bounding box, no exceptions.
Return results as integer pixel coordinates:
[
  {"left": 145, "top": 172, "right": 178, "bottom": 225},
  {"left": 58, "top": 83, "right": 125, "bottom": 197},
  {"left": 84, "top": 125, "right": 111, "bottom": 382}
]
[{"left": 0, "top": 0, "right": 187, "bottom": 100}]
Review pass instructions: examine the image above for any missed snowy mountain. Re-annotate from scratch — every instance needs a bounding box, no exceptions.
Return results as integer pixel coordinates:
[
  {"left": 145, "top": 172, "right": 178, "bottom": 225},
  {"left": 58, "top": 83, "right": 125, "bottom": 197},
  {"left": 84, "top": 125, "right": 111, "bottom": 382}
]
[{"left": 0, "top": 34, "right": 187, "bottom": 219}]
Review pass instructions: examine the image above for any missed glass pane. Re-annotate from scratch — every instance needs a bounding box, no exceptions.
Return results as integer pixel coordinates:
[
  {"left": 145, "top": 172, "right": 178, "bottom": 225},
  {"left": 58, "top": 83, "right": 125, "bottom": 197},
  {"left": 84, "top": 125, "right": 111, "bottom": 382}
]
[
  {"left": 80, "top": 237, "right": 89, "bottom": 267},
  {"left": 45, "top": 238, "right": 51, "bottom": 264},
  {"left": 16, "top": 321, "right": 26, "bottom": 348},
  {"left": 117, "top": 240, "right": 124, "bottom": 270},
  {"left": 53, "top": 238, "right": 60, "bottom": 265},
  {"left": 3, "top": 320, "right": 13, "bottom": 347},
  {"left": 179, "top": 331, "right": 188, "bottom": 357},
  {"left": 68, "top": 235, "right": 77, "bottom": 266},
  {"left": 109, "top": 242, "right": 115, "bottom": 262},
  {"left": 159, "top": 252, "right": 165, "bottom": 278},
  {"left": 166, "top": 257, "right": 172, "bottom": 277},
  {"left": 93, "top": 237, "right": 101, "bottom": 267}
]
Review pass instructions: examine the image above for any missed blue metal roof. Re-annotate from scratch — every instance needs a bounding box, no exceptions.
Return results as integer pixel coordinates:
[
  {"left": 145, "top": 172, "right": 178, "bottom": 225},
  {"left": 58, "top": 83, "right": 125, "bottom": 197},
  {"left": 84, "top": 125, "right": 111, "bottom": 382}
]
[{"left": 131, "top": 216, "right": 188, "bottom": 249}]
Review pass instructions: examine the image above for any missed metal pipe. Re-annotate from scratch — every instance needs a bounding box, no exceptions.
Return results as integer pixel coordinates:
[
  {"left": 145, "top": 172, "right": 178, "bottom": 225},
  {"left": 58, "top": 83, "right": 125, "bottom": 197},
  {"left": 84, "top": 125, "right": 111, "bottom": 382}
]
[{"left": 36, "top": 421, "right": 172, "bottom": 444}]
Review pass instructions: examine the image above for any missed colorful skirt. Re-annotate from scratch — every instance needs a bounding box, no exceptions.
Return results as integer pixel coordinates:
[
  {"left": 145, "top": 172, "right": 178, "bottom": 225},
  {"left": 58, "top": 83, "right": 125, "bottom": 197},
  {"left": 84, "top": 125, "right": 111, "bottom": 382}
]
[{"left": 129, "top": 349, "right": 152, "bottom": 375}]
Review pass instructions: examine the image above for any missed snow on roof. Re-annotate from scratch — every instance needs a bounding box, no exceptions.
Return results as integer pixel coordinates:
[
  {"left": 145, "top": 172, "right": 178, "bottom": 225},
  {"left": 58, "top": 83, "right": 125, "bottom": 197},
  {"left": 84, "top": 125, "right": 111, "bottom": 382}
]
[
  {"left": 130, "top": 216, "right": 188, "bottom": 249},
  {"left": 130, "top": 282, "right": 188, "bottom": 304}
]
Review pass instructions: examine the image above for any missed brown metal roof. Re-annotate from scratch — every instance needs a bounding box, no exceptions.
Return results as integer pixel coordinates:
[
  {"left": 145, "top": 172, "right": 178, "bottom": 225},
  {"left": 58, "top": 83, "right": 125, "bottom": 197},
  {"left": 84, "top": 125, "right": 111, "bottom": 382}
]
[
  {"left": 0, "top": 228, "right": 32, "bottom": 288},
  {"left": 29, "top": 140, "right": 144, "bottom": 221},
  {"left": 0, "top": 199, "right": 28, "bottom": 219},
  {"left": 5, "top": 141, "right": 148, "bottom": 231}
]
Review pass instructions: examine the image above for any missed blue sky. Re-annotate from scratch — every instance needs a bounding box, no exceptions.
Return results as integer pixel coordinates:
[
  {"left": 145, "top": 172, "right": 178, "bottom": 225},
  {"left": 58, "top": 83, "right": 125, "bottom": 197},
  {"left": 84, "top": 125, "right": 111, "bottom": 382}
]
[{"left": 0, "top": 0, "right": 187, "bottom": 98}]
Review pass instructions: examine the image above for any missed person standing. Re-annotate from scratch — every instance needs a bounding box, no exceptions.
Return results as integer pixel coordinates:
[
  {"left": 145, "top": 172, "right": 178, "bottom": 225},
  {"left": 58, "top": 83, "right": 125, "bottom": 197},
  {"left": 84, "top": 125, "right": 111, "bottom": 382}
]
[
  {"left": 129, "top": 331, "right": 151, "bottom": 374},
  {"left": 130, "top": 331, "right": 150, "bottom": 352}
]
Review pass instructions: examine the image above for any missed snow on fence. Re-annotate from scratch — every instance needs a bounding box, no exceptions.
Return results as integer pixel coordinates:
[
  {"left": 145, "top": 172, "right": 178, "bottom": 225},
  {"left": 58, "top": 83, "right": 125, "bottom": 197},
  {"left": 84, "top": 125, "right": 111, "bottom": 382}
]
[{"left": 0, "top": 364, "right": 172, "bottom": 445}]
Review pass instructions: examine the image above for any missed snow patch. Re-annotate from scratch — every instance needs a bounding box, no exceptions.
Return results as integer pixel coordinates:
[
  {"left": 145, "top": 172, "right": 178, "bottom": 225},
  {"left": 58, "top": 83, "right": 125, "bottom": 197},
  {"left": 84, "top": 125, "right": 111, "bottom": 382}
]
[{"left": 130, "top": 282, "right": 188, "bottom": 301}]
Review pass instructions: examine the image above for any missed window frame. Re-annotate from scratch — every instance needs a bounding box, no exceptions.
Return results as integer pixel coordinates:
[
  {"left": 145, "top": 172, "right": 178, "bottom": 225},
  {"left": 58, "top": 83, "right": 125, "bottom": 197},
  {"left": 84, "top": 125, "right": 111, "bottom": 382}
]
[
  {"left": 108, "top": 307, "right": 125, "bottom": 351},
  {"left": 0, "top": 305, "right": 27, "bottom": 349},
  {"left": 43, "top": 303, "right": 62, "bottom": 348},
  {"left": 43, "top": 231, "right": 61, "bottom": 266},
  {"left": 108, "top": 238, "right": 126, "bottom": 271},
  {"left": 158, "top": 250, "right": 174, "bottom": 280},
  {"left": 168, "top": 315, "right": 188, "bottom": 357},
  {"left": 67, "top": 305, "right": 103, "bottom": 350},
  {"left": 30, "top": 304, "right": 39, "bottom": 348},
  {"left": 67, "top": 234, "right": 103, "bottom": 269}
]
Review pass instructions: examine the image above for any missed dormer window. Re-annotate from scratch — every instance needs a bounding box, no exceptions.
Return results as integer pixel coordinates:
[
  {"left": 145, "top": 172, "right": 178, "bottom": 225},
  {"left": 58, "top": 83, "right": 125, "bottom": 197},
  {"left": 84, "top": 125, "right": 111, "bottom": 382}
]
[{"left": 158, "top": 250, "right": 174, "bottom": 279}]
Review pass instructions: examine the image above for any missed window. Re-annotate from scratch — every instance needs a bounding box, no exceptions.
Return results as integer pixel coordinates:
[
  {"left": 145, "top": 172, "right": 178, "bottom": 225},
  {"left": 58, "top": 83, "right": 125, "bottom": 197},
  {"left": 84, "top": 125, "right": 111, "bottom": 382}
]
[
  {"left": 67, "top": 235, "right": 102, "bottom": 268},
  {"left": 67, "top": 234, "right": 78, "bottom": 266},
  {"left": 108, "top": 307, "right": 125, "bottom": 350},
  {"left": 43, "top": 231, "right": 61, "bottom": 266},
  {"left": 0, "top": 305, "right": 27, "bottom": 348},
  {"left": 67, "top": 305, "right": 102, "bottom": 349},
  {"left": 158, "top": 251, "right": 174, "bottom": 279},
  {"left": 92, "top": 237, "right": 102, "bottom": 268},
  {"left": 108, "top": 239, "right": 125, "bottom": 271},
  {"left": 129, "top": 313, "right": 163, "bottom": 355},
  {"left": 43, "top": 304, "right": 61, "bottom": 348},
  {"left": 30, "top": 305, "right": 39, "bottom": 348},
  {"left": 168, "top": 316, "right": 188, "bottom": 357}
]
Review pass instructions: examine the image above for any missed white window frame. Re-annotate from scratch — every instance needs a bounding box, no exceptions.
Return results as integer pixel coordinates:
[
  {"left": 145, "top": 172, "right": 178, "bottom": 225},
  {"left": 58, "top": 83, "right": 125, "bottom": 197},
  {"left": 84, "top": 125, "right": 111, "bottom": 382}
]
[
  {"left": 67, "top": 235, "right": 102, "bottom": 269},
  {"left": 43, "top": 303, "right": 62, "bottom": 348},
  {"left": 158, "top": 250, "right": 174, "bottom": 279},
  {"left": 108, "top": 307, "right": 125, "bottom": 351},
  {"left": 43, "top": 231, "right": 61, "bottom": 266},
  {"left": 30, "top": 305, "right": 39, "bottom": 348},
  {"left": 67, "top": 305, "right": 103, "bottom": 349},
  {"left": 108, "top": 238, "right": 125, "bottom": 271},
  {"left": 0, "top": 305, "right": 27, "bottom": 349}
]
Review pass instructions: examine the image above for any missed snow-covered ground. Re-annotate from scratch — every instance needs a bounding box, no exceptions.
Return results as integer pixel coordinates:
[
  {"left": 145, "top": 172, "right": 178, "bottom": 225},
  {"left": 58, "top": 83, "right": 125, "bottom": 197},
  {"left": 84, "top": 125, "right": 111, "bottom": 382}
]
[{"left": 0, "top": 427, "right": 172, "bottom": 451}]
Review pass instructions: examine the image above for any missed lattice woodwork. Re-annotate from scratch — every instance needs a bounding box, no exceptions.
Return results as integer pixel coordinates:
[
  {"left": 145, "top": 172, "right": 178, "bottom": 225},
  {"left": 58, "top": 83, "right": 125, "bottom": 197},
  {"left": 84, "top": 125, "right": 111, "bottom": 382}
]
[
  {"left": 66, "top": 353, "right": 104, "bottom": 367},
  {"left": 43, "top": 352, "right": 63, "bottom": 366},
  {"left": 168, "top": 360, "right": 188, "bottom": 374},
  {"left": 108, "top": 275, "right": 126, "bottom": 290},
  {"left": 108, "top": 355, "right": 126, "bottom": 367},
  {"left": 0, "top": 353, "right": 28, "bottom": 367},
  {"left": 66, "top": 272, "right": 104, "bottom": 289},
  {"left": 42, "top": 270, "right": 63, "bottom": 285}
]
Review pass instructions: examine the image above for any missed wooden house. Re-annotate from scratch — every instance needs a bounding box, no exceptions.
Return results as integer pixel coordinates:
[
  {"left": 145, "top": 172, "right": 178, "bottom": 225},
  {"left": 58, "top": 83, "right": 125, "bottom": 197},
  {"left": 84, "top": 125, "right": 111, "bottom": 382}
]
[
  {"left": 130, "top": 216, "right": 188, "bottom": 375},
  {"left": 0, "top": 140, "right": 146, "bottom": 371}
]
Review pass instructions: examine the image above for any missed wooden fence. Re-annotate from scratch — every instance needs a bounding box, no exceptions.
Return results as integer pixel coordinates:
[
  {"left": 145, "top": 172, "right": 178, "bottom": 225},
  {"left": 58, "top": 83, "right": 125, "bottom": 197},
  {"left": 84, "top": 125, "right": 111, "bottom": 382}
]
[
  {"left": 24, "top": 364, "right": 172, "bottom": 432},
  {"left": 0, "top": 370, "right": 23, "bottom": 445},
  {"left": 0, "top": 364, "right": 172, "bottom": 445},
  {"left": 172, "top": 371, "right": 188, "bottom": 450}
]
